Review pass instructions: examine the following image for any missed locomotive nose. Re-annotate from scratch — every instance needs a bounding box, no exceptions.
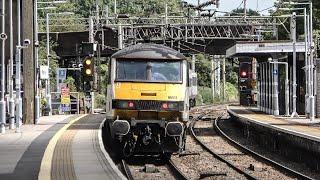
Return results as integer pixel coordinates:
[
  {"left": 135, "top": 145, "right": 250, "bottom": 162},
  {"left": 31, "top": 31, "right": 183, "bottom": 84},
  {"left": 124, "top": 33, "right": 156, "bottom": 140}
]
[{"left": 112, "top": 120, "right": 130, "bottom": 135}]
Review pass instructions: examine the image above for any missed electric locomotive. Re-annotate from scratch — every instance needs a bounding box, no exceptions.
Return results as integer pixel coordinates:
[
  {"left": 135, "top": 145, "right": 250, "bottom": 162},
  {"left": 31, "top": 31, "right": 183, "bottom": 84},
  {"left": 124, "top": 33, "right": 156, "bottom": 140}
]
[{"left": 106, "top": 43, "right": 197, "bottom": 156}]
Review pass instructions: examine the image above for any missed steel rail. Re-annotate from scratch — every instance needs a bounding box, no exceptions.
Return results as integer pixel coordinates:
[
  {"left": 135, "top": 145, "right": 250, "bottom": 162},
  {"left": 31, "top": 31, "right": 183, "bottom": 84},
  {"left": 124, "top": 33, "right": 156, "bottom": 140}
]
[
  {"left": 167, "top": 159, "right": 188, "bottom": 180},
  {"left": 121, "top": 159, "right": 134, "bottom": 180},
  {"left": 121, "top": 158, "right": 188, "bottom": 180},
  {"left": 189, "top": 119, "right": 257, "bottom": 180},
  {"left": 214, "top": 118, "right": 314, "bottom": 180}
]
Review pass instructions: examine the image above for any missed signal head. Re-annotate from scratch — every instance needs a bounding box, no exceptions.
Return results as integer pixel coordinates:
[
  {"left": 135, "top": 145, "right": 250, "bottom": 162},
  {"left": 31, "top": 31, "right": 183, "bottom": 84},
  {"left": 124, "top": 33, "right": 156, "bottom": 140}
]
[
  {"left": 85, "top": 59, "right": 92, "bottom": 65},
  {"left": 85, "top": 69, "right": 92, "bottom": 75},
  {"left": 240, "top": 71, "right": 247, "bottom": 78}
]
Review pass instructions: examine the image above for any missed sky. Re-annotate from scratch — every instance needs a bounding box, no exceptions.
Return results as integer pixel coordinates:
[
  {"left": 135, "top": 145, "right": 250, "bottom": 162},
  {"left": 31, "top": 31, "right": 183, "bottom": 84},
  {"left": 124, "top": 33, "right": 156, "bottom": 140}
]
[{"left": 185, "top": 0, "right": 277, "bottom": 15}]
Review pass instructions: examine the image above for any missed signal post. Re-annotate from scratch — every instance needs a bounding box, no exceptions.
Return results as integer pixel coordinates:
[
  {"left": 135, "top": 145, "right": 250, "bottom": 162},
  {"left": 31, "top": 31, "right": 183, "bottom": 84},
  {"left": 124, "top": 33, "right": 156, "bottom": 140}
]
[{"left": 82, "top": 55, "right": 94, "bottom": 114}]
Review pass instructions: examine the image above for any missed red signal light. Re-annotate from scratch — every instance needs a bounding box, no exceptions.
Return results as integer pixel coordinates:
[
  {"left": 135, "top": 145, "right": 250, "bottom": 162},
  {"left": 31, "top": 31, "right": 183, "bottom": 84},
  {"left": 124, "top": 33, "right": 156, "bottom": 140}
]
[
  {"left": 128, "top": 102, "right": 134, "bottom": 108},
  {"left": 240, "top": 71, "right": 247, "bottom": 78},
  {"left": 162, "top": 103, "right": 168, "bottom": 109}
]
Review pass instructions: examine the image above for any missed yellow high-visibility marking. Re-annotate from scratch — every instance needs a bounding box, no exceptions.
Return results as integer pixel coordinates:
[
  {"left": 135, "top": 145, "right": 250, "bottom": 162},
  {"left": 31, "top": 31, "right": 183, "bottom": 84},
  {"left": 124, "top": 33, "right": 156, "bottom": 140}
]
[
  {"left": 38, "top": 115, "right": 87, "bottom": 180},
  {"left": 115, "top": 82, "right": 185, "bottom": 101}
]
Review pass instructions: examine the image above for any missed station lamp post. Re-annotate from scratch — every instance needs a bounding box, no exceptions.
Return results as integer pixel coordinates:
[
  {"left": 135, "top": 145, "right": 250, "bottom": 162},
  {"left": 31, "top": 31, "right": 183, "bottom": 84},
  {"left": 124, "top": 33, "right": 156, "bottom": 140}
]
[
  {"left": 0, "top": 0, "right": 7, "bottom": 133},
  {"left": 46, "top": 12, "right": 74, "bottom": 116},
  {"left": 280, "top": 1, "right": 314, "bottom": 120},
  {"left": 278, "top": 7, "right": 307, "bottom": 118},
  {"left": 34, "top": 1, "right": 69, "bottom": 122},
  {"left": 14, "top": 0, "right": 32, "bottom": 133}
]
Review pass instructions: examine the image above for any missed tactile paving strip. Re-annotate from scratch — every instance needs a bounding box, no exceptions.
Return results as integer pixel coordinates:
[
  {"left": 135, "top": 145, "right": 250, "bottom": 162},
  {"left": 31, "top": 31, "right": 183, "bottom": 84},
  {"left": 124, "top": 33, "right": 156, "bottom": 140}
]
[
  {"left": 51, "top": 129, "right": 77, "bottom": 180},
  {"left": 51, "top": 115, "right": 123, "bottom": 180}
]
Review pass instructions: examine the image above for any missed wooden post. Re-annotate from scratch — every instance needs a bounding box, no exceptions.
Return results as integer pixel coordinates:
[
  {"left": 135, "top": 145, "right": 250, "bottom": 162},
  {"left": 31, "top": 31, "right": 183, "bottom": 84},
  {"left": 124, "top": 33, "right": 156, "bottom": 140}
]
[{"left": 22, "top": 0, "right": 35, "bottom": 124}]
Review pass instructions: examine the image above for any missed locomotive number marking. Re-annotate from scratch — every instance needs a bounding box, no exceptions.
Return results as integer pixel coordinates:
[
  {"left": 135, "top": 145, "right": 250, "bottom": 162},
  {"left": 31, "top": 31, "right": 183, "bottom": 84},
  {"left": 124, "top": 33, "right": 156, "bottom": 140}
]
[{"left": 168, "top": 96, "right": 177, "bottom": 99}]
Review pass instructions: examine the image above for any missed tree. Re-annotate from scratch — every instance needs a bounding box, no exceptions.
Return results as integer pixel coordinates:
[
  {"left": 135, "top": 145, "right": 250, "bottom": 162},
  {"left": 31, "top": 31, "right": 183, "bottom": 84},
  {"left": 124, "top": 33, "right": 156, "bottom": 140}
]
[
  {"left": 103, "top": 0, "right": 184, "bottom": 17},
  {"left": 229, "top": 8, "right": 260, "bottom": 16},
  {"left": 195, "top": 54, "right": 211, "bottom": 87},
  {"left": 38, "top": 39, "right": 59, "bottom": 92},
  {"left": 64, "top": 76, "right": 77, "bottom": 92}
]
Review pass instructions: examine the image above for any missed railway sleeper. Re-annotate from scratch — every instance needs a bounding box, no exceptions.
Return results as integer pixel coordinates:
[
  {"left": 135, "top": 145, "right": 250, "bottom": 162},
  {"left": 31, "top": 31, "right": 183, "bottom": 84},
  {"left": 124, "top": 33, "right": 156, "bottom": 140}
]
[{"left": 199, "top": 171, "right": 228, "bottom": 179}]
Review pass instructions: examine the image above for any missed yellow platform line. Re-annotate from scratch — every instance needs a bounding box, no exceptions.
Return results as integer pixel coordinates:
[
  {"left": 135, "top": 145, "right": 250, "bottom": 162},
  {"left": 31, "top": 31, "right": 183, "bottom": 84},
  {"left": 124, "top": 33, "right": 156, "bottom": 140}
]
[{"left": 38, "top": 114, "right": 87, "bottom": 180}]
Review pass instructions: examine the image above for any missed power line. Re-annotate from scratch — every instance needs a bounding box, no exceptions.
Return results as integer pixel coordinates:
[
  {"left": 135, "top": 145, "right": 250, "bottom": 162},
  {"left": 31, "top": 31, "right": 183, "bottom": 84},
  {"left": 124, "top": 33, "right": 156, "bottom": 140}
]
[
  {"left": 236, "top": 0, "right": 244, "bottom": 10},
  {"left": 257, "top": 5, "right": 274, "bottom": 13}
]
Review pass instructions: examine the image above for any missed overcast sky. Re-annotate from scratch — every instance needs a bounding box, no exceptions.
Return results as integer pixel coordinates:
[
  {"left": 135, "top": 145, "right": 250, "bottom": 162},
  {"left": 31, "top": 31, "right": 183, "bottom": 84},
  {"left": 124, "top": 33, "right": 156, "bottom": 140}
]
[{"left": 184, "top": 0, "right": 277, "bottom": 15}]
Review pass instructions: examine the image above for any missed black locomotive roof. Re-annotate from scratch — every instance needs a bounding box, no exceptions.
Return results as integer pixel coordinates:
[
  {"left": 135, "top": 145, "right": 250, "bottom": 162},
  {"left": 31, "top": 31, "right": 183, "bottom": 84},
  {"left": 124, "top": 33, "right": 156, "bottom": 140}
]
[{"left": 111, "top": 43, "right": 186, "bottom": 60}]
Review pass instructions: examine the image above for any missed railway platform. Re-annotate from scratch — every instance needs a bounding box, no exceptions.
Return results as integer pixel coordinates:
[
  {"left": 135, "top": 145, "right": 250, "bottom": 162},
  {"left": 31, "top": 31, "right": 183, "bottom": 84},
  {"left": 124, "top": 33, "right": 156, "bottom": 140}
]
[
  {"left": 0, "top": 114, "right": 125, "bottom": 180},
  {"left": 227, "top": 105, "right": 320, "bottom": 141},
  {"left": 227, "top": 105, "right": 320, "bottom": 171}
]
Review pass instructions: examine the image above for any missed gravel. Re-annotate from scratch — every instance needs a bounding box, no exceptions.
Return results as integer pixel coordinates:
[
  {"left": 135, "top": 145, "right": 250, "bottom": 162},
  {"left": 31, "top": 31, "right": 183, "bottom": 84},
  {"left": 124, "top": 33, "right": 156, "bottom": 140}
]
[
  {"left": 171, "top": 135, "right": 247, "bottom": 180},
  {"left": 219, "top": 118, "right": 320, "bottom": 179},
  {"left": 194, "top": 120, "right": 294, "bottom": 180},
  {"left": 128, "top": 164, "right": 176, "bottom": 180}
]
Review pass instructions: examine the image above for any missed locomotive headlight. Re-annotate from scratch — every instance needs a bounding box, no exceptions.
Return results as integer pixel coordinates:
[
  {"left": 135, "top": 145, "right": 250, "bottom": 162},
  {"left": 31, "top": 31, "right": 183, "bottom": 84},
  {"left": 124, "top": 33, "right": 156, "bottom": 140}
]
[
  {"left": 162, "top": 103, "right": 168, "bottom": 109},
  {"left": 168, "top": 102, "right": 178, "bottom": 109},
  {"left": 162, "top": 102, "right": 178, "bottom": 110},
  {"left": 128, "top": 102, "right": 134, "bottom": 108},
  {"left": 119, "top": 101, "right": 128, "bottom": 108},
  {"left": 118, "top": 101, "right": 135, "bottom": 109}
]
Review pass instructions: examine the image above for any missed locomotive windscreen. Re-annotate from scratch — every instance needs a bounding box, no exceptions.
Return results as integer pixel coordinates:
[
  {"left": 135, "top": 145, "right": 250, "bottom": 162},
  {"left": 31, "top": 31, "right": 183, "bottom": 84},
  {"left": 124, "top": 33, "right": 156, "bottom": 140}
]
[{"left": 116, "top": 60, "right": 182, "bottom": 83}]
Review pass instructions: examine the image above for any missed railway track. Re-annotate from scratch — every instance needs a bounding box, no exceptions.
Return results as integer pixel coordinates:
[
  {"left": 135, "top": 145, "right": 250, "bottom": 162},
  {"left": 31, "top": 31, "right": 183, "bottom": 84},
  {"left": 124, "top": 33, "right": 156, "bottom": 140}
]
[
  {"left": 107, "top": 104, "right": 314, "bottom": 179},
  {"left": 189, "top": 120, "right": 257, "bottom": 180},
  {"left": 189, "top": 104, "right": 314, "bottom": 180},
  {"left": 120, "top": 158, "right": 188, "bottom": 180},
  {"left": 215, "top": 117, "right": 314, "bottom": 180}
]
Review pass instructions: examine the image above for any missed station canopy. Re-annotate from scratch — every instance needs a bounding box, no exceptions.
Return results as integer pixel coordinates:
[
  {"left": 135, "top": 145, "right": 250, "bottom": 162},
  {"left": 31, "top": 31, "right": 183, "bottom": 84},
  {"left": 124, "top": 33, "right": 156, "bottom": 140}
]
[{"left": 226, "top": 41, "right": 306, "bottom": 58}]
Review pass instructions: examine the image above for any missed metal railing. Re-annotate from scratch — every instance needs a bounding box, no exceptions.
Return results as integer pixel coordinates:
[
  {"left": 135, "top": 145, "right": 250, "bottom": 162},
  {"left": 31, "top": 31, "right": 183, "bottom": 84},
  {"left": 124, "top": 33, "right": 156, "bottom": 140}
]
[{"left": 50, "top": 92, "right": 80, "bottom": 114}]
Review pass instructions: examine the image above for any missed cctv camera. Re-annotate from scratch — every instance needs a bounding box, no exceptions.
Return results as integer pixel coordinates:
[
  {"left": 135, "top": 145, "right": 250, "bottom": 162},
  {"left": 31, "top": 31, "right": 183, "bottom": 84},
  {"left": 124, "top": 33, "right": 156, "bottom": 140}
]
[
  {"left": 34, "top": 41, "right": 40, "bottom": 47},
  {"left": 268, "top": 57, "right": 273, "bottom": 62},
  {"left": 292, "top": 12, "right": 296, "bottom": 17},
  {"left": 78, "top": 64, "right": 83, "bottom": 68},
  {"left": 0, "top": 33, "right": 7, "bottom": 40},
  {"left": 23, "top": 39, "right": 31, "bottom": 46}
]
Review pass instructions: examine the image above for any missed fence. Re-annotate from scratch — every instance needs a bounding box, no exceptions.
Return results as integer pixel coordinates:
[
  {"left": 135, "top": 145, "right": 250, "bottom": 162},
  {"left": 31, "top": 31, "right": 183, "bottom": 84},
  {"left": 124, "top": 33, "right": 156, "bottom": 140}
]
[{"left": 51, "top": 92, "right": 80, "bottom": 114}]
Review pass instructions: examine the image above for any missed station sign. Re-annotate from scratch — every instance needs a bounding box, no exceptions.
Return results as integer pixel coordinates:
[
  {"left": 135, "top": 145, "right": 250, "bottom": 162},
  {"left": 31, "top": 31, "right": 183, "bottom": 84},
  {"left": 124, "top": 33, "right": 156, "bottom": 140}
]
[
  {"left": 40, "top": 66, "right": 49, "bottom": 79},
  {"left": 56, "top": 68, "right": 67, "bottom": 91},
  {"left": 61, "top": 86, "right": 71, "bottom": 112},
  {"left": 273, "top": 69, "right": 278, "bottom": 75},
  {"left": 61, "top": 104, "right": 71, "bottom": 112}
]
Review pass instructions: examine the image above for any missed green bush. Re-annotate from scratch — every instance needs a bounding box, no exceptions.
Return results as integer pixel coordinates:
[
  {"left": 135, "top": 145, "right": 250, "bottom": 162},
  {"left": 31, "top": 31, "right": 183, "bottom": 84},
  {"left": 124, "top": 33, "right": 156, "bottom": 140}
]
[
  {"left": 95, "top": 93, "right": 106, "bottom": 109},
  {"left": 63, "top": 76, "right": 77, "bottom": 92},
  {"left": 224, "top": 82, "right": 238, "bottom": 101},
  {"left": 198, "top": 86, "right": 213, "bottom": 104},
  {"left": 196, "top": 83, "right": 238, "bottom": 105},
  {"left": 195, "top": 94, "right": 204, "bottom": 106}
]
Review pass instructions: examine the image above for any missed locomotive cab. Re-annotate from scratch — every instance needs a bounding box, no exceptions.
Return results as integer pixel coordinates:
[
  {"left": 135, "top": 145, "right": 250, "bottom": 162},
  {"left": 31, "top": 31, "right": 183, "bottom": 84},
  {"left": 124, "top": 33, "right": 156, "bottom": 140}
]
[{"left": 106, "top": 44, "right": 191, "bottom": 156}]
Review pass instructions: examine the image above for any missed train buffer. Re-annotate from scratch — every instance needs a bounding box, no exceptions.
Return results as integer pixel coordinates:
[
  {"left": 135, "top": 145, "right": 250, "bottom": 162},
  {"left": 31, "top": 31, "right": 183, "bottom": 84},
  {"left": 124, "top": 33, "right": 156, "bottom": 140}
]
[{"left": 0, "top": 115, "right": 125, "bottom": 180}]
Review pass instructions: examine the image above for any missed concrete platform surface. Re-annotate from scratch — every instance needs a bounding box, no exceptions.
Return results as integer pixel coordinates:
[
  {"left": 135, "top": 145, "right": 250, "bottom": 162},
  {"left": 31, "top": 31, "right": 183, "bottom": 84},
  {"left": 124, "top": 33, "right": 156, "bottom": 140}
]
[
  {"left": 0, "top": 114, "right": 125, "bottom": 180},
  {"left": 0, "top": 115, "right": 72, "bottom": 175},
  {"left": 228, "top": 106, "right": 320, "bottom": 142}
]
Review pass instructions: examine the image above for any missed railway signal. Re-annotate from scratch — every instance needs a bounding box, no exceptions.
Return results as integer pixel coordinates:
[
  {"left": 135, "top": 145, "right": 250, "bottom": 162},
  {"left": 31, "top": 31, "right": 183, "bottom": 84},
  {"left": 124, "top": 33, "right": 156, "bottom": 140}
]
[
  {"left": 82, "top": 56, "right": 94, "bottom": 81},
  {"left": 239, "top": 62, "right": 251, "bottom": 79}
]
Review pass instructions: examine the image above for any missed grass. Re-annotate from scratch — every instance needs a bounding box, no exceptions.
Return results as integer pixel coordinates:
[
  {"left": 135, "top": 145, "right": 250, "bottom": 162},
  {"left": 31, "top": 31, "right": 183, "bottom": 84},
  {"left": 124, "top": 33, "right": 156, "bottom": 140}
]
[{"left": 196, "top": 83, "right": 238, "bottom": 105}]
